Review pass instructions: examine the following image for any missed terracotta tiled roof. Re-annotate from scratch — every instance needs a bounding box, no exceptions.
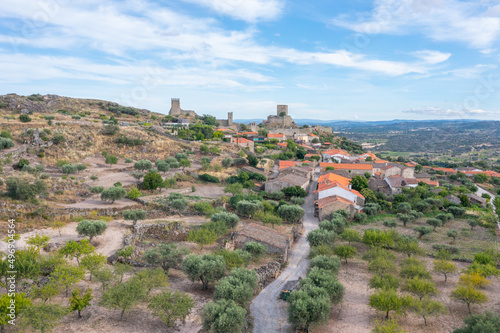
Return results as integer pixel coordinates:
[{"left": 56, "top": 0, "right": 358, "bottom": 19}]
[
  {"left": 315, "top": 195, "right": 355, "bottom": 209},
  {"left": 232, "top": 137, "right": 253, "bottom": 144},
  {"left": 241, "top": 131, "right": 258, "bottom": 135},
  {"left": 304, "top": 154, "right": 320, "bottom": 159},
  {"left": 268, "top": 133, "right": 286, "bottom": 138},
  {"left": 323, "top": 149, "right": 350, "bottom": 156},
  {"left": 420, "top": 180, "right": 439, "bottom": 186},
  {"left": 279, "top": 160, "right": 297, "bottom": 170},
  {"left": 277, "top": 142, "right": 288, "bottom": 148},
  {"left": 433, "top": 167, "right": 457, "bottom": 173},
  {"left": 314, "top": 181, "right": 364, "bottom": 198},
  {"left": 405, "top": 178, "right": 419, "bottom": 185},
  {"left": 318, "top": 173, "right": 351, "bottom": 187},
  {"left": 320, "top": 162, "right": 373, "bottom": 170}
]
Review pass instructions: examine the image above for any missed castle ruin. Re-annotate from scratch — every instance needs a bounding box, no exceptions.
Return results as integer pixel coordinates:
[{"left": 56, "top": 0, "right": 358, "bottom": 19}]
[
  {"left": 216, "top": 112, "right": 234, "bottom": 127},
  {"left": 168, "top": 98, "right": 197, "bottom": 117},
  {"left": 264, "top": 104, "right": 298, "bottom": 129}
]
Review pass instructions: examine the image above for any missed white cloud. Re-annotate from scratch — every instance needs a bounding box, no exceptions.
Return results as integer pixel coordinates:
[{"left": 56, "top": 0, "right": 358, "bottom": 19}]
[
  {"left": 403, "top": 106, "right": 500, "bottom": 117},
  {"left": 182, "top": 0, "right": 283, "bottom": 22},
  {"left": 0, "top": 0, "right": 448, "bottom": 77},
  {"left": 332, "top": 0, "right": 500, "bottom": 50},
  {"left": 412, "top": 50, "right": 451, "bottom": 64}
]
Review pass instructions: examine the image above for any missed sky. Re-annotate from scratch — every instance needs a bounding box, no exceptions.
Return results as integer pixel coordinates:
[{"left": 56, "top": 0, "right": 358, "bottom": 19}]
[{"left": 1, "top": 0, "right": 500, "bottom": 121}]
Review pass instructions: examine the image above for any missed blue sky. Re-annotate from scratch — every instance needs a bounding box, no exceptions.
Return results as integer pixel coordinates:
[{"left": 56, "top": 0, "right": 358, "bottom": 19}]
[{"left": 1, "top": 0, "right": 500, "bottom": 120}]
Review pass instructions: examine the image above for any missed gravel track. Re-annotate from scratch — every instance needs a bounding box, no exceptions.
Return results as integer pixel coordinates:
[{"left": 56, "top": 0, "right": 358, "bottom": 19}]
[{"left": 250, "top": 170, "right": 319, "bottom": 333}]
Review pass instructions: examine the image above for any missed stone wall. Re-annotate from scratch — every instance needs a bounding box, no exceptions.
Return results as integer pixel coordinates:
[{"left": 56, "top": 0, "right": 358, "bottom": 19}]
[{"left": 254, "top": 261, "right": 281, "bottom": 288}]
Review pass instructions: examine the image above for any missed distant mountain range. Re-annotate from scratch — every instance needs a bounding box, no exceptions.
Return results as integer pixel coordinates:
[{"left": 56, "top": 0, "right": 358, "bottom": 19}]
[{"left": 234, "top": 118, "right": 489, "bottom": 129}]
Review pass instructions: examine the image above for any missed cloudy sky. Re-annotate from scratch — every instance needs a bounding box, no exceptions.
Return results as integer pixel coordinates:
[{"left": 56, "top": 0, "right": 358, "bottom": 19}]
[{"left": 1, "top": 0, "right": 500, "bottom": 120}]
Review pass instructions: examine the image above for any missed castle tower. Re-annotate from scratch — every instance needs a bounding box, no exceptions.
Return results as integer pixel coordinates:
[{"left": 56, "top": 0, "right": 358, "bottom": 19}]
[
  {"left": 277, "top": 105, "right": 288, "bottom": 116},
  {"left": 169, "top": 98, "right": 181, "bottom": 115},
  {"left": 228, "top": 112, "right": 233, "bottom": 126}
]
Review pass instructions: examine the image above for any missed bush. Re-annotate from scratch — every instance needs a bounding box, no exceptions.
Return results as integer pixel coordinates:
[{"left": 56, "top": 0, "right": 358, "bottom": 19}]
[
  {"left": 222, "top": 158, "right": 232, "bottom": 168},
  {"left": 91, "top": 186, "right": 104, "bottom": 194},
  {"left": 5, "top": 178, "right": 46, "bottom": 200},
  {"left": 282, "top": 186, "right": 307, "bottom": 198},
  {"left": 369, "top": 274, "right": 400, "bottom": 290},
  {"left": 19, "top": 114, "right": 31, "bottom": 122},
  {"left": 300, "top": 267, "right": 344, "bottom": 304},
  {"left": 414, "top": 226, "right": 434, "bottom": 238},
  {"left": 244, "top": 242, "right": 266, "bottom": 259},
  {"left": 400, "top": 257, "right": 431, "bottom": 279},
  {"left": 354, "top": 212, "right": 367, "bottom": 223},
  {"left": 310, "top": 255, "right": 341, "bottom": 274},
  {"left": 199, "top": 173, "right": 220, "bottom": 183},
  {"left": 100, "top": 124, "right": 120, "bottom": 135},
  {"left": 0, "top": 138, "right": 14, "bottom": 150},
  {"left": 211, "top": 212, "right": 240, "bottom": 229},
  {"left": 453, "top": 311, "right": 500, "bottom": 333},
  {"left": 236, "top": 200, "right": 263, "bottom": 218},
  {"left": 288, "top": 286, "right": 331, "bottom": 331},
  {"left": 143, "top": 172, "right": 163, "bottom": 191},
  {"left": 52, "top": 134, "right": 65, "bottom": 145}
]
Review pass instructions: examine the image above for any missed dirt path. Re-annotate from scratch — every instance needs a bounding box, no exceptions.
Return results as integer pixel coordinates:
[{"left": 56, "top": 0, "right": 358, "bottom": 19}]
[{"left": 250, "top": 171, "right": 319, "bottom": 332}]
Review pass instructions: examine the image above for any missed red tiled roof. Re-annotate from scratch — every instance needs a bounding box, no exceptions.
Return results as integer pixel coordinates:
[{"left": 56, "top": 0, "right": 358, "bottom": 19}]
[
  {"left": 232, "top": 137, "right": 253, "bottom": 144},
  {"left": 318, "top": 173, "right": 351, "bottom": 187},
  {"left": 279, "top": 160, "right": 297, "bottom": 170},
  {"left": 320, "top": 162, "right": 373, "bottom": 170},
  {"left": 323, "top": 149, "right": 350, "bottom": 156},
  {"left": 268, "top": 133, "right": 286, "bottom": 138},
  {"left": 420, "top": 180, "right": 439, "bottom": 186},
  {"left": 241, "top": 131, "right": 258, "bottom": 135},
  {"left": 315, "top": 195, "right": 355, "bottom": 209}
]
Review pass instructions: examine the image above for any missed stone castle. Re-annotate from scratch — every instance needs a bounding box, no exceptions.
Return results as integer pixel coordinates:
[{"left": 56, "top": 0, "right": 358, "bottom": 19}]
[
  {"left": 216, "top": 112, "right": 235, "bottom": 127},
  {"left": 168, "top": 98, "right": 197, "bottom": 117},
  {"left": 264, "top": 105, "right": 298, "bottom": 129}
]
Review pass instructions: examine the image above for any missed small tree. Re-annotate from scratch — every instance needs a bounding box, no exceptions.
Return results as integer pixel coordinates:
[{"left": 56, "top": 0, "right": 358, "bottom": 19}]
[
  {"left": 59, "top": 239, "right": 94, "bottom": 264},
  {"left": 334, "top": 245, "right": 357, "bottom": 264},
  {"left": 149, "top": 290, "right": 194, "bottom": 328},
  {"left": 19, "top": 304, "right": 68, "bottom": 333},
  {"left": 224, "top": 183, "right": 243, "bottom": 196},
  {"left": 51, "top": 265, "right": 85, "bottom": 297},
  {"left": 143, "top": 171, "right": 163, "bottom": 191},
  {"left": 433, "top": 260, "right": 458, "bottom": 282},
  {"left": 307, "top": 229, "right": 336, "bottom": 247},
  {"left": 70, "top": 288, "right": 93, "bottom": 318},
  {"left": 126, "top": 187, "right": 141, "bottom": 200},
  {"left": 468, "top": 220, "right": 479, "bottom": 230},
  {"left": 426, "top": 218, "right": 442, "bottom": 231},
  {"left": 0, "top": 293, "right": 31, "bottom": 333},
  {"left": 301, "top": 268, "right": 344, "bottom": 304},
  {"left": 26, "top": 234, "right": 51, "bottom": 253},
  {"left": 214, "top": 275, "right": 255, "bottom": 306},
  {"left": 402, "top": 277, "right": 437, "bottom": 300},
  {"left": 369, "top": 274, "right": 400, "bottom": 291},
  {"left": 246, "top": 154, "right": 258, "bottom": 167},
  {"left": 133, "top": 268, "right": 169, "bottom": 295},
  {"left": 202, "top": 299, "right": 247, "bottom": 333},
  {"left": 76, "top": 220, "right": 107, "bottom": 242},
  {"left": 369, "top": 289, "right": 409, "bottom": 319},
  {"left": 414, "top": 226, "right": 433, "bottom": 239},
  {"left": 123, "top": 209, "right": 147, "bottom": 226},
  {"left": 134, "top": 159, "right": 153, "bottom": 171},
  {"left": 451, "top": 285, "right": 487, "bottom": 314},
  {"left": 100, "top": 278, "right": 148, "bottom": 320},
  {"left": 155, "top": 160, "right": 170, "bottom": 174},
  {"left": 182, "top": 254, "right": 226, "bottom": 290},
  {"left": 340, "top": 229, "right": 362, "bottom": 245},
  {"left": 94, "top": 267, "right": 115, "bottom": 291},
  {"left": 114, "top": 263, "right": 133, "bottom": 283},
  {"left": 236, "top": 200, "right": 263, "bottom": 219},
  {"left": 143, "top": 243, "right": 189, "bottom": 273},
  {"left": 408, "top": 297, "right": 446, "bottom": 326},
  {"left": 288, "top": 286, "right": 331, "bottom": 331},
  {"left": 187, "top": 228, "right": 218, "bottom": 249},
  {"left": 79, "top": 253, "right": 106, "bottom": 280},
  {"left": 105, "top": 155, "right": 118, "bottom": 166},
  {"left": 50, "top": 221, "right": 66, "bottom": 237},
  {"left": 447, "top": 230, "right": 458, "bottom": 242},
  {"left": 221, "top": 158, "right": 232, "bottom": 168},
  {"left": 179, "top": 158, "right": 191, "bottom": 171},
  {"left": 100, "top": 186, "right": 126, "bottom": 203},
  {"left": 350, "top": 175, "right": 368, "bottom": 191}
]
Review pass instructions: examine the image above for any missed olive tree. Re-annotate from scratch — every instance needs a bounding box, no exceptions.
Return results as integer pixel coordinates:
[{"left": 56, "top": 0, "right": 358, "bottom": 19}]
[
  {"left": 76, "top": 220, "right": 107, "bottom": 242},
  {"left": 182, "top": 254, "right": 226, "bottom": 290},
  {"left": 277, "top": 204, "right": 305, "bottom": 223},
  {"left": 148, "top": 290, "right": 194, "bottom": 328},
  {"left": 202, "top": 299, "right": 247, "bottom": 333},
  {"left": 100, "top": 186, "right": 126, "bottom": 203},
  {"left": 143, "top": 243, "right": 189, "bottom": 273},
  {"left": 100, "top": 278, "right": 148, "bottom": 320},
  {"left": 122, "top": 209, "right": 147, "bottom": 226}
]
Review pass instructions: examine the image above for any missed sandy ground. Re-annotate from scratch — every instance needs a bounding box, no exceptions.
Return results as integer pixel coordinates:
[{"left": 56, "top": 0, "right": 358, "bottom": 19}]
[
  {"left": 55, "top": 195, "right": 139, "bottom": 209},
  {"left": 0, "top": 220, "right": 129, "bottom": 257},
  {"left": 320, "top": 254, "right": 500, "bottom": 333},
  {"left": 52, "top": 268, "right": 211, "bottom": 333}
]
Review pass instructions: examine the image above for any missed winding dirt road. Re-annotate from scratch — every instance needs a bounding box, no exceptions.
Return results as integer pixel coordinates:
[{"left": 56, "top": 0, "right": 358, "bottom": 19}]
[{"left": 250, "top": 171, "right": 319, "bottom": 333}]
